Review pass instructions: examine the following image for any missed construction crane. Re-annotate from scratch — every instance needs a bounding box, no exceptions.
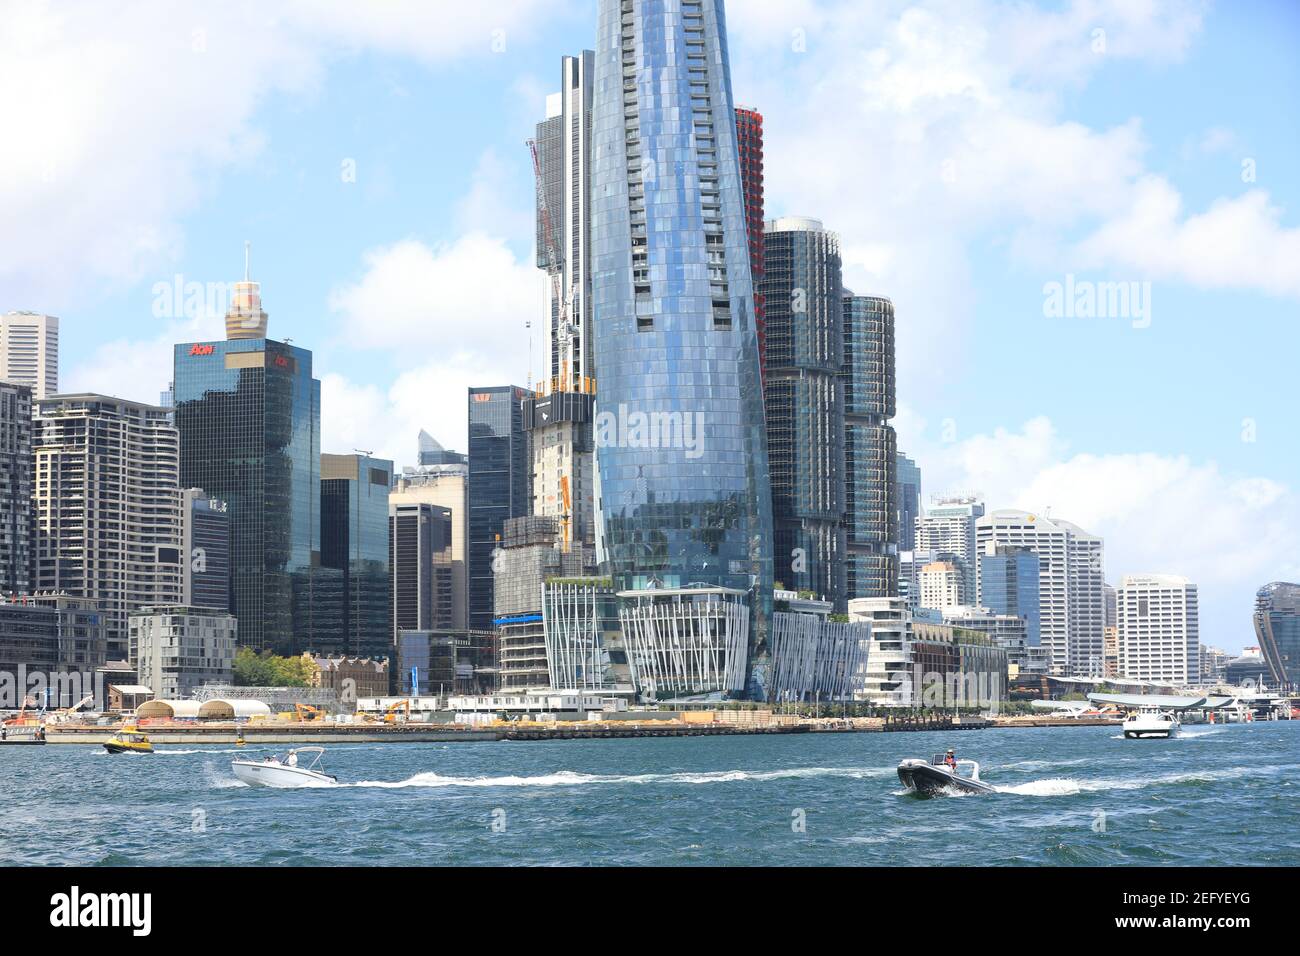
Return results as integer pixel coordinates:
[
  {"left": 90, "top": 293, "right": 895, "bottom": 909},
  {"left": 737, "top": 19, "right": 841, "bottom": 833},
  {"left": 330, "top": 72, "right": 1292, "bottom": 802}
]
[{"left": 527, "top": 136, "right": 582, "bottom": 551}]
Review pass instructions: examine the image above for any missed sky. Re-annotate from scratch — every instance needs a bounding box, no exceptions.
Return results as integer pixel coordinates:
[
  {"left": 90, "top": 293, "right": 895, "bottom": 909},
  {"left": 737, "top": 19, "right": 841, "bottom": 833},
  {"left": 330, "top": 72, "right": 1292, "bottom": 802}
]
[{"left": 2, "top": 0, "right": 1297, "bottom": 653}]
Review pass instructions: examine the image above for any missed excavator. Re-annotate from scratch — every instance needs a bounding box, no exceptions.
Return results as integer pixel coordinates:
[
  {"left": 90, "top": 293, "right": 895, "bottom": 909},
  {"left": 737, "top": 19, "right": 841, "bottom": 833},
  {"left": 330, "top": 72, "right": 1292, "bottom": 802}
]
[
  {"left": 275, "top": 703, "right": 324, "bottom": 722},
  {"left": 383, "top": 699, "right": 411, "bottom": 724}
]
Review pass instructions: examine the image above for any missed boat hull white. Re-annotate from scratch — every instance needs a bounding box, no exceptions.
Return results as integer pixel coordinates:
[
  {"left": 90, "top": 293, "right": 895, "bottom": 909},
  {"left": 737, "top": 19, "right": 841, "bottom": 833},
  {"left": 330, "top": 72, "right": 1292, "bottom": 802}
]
[
  {"left": 231, "top": 760, "right": 336, "bottom": 788},
  {"left": 1122, "top": 716, "right": 1179, "bottom": 739}
]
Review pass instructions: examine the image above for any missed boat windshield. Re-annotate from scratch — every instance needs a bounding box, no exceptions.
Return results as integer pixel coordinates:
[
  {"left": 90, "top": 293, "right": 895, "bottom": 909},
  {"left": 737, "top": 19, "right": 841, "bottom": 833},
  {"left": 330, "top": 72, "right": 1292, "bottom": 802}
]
[{"left": 956, "top": 760, "right": 980, "bottom": 780}]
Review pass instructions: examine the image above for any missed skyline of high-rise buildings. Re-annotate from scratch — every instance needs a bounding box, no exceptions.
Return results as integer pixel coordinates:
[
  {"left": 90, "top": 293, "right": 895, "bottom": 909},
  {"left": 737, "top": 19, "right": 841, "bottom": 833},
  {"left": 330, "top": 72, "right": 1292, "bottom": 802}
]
[{"left": 0, "top": 0, "right": 1280, "bottom": 704}]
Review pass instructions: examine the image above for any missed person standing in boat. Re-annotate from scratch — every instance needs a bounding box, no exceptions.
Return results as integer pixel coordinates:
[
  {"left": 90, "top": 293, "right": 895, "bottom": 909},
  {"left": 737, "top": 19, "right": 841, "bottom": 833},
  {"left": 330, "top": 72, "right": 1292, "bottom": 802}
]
[{"left": 944, "top": 748, "right": 957, "bottom": 772}]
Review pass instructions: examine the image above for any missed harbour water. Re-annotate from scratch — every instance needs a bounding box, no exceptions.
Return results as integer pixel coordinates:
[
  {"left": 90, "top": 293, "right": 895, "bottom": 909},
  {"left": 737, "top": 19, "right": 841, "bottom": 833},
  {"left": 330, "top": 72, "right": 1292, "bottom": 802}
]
[{"left": 4, "top": 722, "right": 1297, "bottom": 866}]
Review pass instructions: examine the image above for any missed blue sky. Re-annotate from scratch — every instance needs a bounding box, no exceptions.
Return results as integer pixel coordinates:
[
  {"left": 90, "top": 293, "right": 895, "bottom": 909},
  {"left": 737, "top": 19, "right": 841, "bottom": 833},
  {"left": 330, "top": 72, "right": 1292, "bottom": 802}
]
[{"left": 3, "top": 0, "right": 1297, "bottom": 653}]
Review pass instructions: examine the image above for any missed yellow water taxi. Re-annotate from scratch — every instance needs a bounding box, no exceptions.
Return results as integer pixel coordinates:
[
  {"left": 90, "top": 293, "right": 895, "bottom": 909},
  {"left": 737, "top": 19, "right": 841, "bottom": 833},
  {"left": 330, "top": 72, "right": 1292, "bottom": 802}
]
[{"left": 103, "top": 726, "right": 154, "bottom": 754}]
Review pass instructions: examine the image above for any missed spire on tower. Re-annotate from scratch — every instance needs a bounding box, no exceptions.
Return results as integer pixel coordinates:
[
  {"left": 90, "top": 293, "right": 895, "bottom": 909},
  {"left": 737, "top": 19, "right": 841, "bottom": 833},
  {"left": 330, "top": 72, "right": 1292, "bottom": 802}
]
[{"left": 244, "top": 240, "right": 251, "bottom": 281}]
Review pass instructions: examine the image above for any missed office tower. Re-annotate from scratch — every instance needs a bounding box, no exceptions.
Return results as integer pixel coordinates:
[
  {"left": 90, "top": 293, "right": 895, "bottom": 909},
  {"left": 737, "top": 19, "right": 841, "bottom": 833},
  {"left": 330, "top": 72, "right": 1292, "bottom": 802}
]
[
  {"left": 914, "top": 495, "right": 985, "bottom": 603},
  {"left": 1059, "top": 518, "right": 1106, "bottom": 676},
  {"left": 527, "top": 52, "right": 597, "bottom": 552},
  {"left": 592, "top": 0, "right": 774, "bottom": 698},
  {"left": 976, "top": 509, "right": 1105, "bottom": 676},
  {"left": 494, "top": 516, "right": 592, "bottom": 690},
  {"left": 320, "top": 453, "right": 393, "bottom": 659},
  {"left": 918, "top": 560, "right": 962, "bottom": 610},
  {"left": 842, "top": 292, "right": 898, "bottom": 600},
  {"left": 896, "top": 453, "right": 921, "bottom": 552},
  {"left": 0, "top": 312, "right": 58, "bottom": 398},
  {"left": 978, "top": 545, "right": 1041, "bottom": 647},
  {"left": 417, "top": 430, "right": 465, "bottom": 466},
  {"left": 761, "top": 217, "right": 845, "bottom": 606},
  {"left": 0, "top": 383, "right": 33, "bottom": 594},
  {"left": 34, "top": 395, "right": 184, "bottom": 659},
  {"left": 1116, "top": 574, "right": 1199, "bottom": 685},
  {"left": 1253, "top": 581, "right": 1300, "bottom": 690},
  {"left": 734, "top": 106, "right": 765, "bottom": 375},
  {"left": 467, "top": 386, "right": 532, "bottom": 631},
  {"left": 174, "top": 271, "right": 323, "bottom": 654},
  {"left": 390, "top": 502, "right": 455, "bottom": 639},
  {"left": 130, "top": 606, "right": 238, "bottom": 699},
  {"left": 391, "top": 463, "right": 468, "bottom": 629},
  {"left": 181, "top": 489, "right": 231, "bottom": 611}
]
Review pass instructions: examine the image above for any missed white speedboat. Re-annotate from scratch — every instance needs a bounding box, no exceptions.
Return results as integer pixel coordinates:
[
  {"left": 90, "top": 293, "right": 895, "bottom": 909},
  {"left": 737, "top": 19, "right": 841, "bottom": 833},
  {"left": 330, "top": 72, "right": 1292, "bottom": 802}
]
[
  {"left": 231, "top": 747, "right": 337, "bottom": 788},
  {"left": 1122, "top": 706, "right": 1180, "bottom": 739}
]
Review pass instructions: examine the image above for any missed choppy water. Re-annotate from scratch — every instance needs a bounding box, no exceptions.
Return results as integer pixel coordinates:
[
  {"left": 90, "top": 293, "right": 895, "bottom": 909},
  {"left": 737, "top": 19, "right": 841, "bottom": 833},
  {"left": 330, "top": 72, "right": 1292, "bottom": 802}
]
[{"left": 4, "top": 722, "right": 1297, "bottom": 865}]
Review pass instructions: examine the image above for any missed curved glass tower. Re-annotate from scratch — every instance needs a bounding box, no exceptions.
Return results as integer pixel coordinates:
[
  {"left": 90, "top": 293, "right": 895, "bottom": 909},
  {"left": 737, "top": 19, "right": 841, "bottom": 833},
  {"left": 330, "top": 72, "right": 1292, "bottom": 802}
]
[
  {"left": 592, "top": 0, "right": 774, "bottom": 696},
  {"left": 1254, "top": 582, "right": 1300, "bottom": 690}
]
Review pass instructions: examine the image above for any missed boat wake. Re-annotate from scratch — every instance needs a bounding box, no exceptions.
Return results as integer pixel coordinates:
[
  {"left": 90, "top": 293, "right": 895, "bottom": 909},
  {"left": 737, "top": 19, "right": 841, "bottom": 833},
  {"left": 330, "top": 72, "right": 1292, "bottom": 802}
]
[
  {"left": 348, "top": 765, "right": 893, "bottom": 790},
  {"left": 994, "top": 763, "right": 1299, "bottom": 797}
]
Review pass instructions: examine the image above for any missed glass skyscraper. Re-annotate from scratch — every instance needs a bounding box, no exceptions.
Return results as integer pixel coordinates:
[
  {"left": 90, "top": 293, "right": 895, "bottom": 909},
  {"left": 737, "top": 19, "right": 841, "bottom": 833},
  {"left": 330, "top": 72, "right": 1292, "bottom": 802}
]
[
  {"left": 1254, "top": 581, "right": 1300, "bottom": 690},
  {"left": 592, "top": 0, "right": 774, "bottom": 696},
  {"left": 321, "top": 453, "right": 393, "bottom": 660},
  {"left": 761, "top": 217, "right": 845, "bottom": 608},
  {"left": 979, "top": 546, "right": 1042, "bottom": 647},
  {"left": 467, "top": 386, "right": 532, "bottom": 631},
  {"left": 842, "top": 293, "right": 898, "bottom": 600},
  {"left": 174, "top": 329, "right": 322, "bottom": 655},
  {"left": 897, "top": 453, "right": 921, "bottom": 552}
]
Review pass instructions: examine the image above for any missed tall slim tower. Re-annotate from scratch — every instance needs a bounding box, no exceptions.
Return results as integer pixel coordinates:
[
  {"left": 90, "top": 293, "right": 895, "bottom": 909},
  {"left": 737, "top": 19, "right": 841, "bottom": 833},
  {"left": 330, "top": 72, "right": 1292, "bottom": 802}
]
[
  {"left": 761, "top": 217, "right": 845, "bottom": 608},
  {"left": 734, "top": 107, "right": 765, "bottom": 377},
  {"left": 467, "top": 386, "right": 531, "bottom": 631},
  {"left": 592, "top": 0, "right": 774, "bottom": 698},
  {"left": 526, "top": 51, "right": 597, "bottom": 551},
  {"left": 0, "top": 383, "right": 33, "bottom": 596},
  {"left": 842, "top": 292, "right": 898, "bottom": 599}
]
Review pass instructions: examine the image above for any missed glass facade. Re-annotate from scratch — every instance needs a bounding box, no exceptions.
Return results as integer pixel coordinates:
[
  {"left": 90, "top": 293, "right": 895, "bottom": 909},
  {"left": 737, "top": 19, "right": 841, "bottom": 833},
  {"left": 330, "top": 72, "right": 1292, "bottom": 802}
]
[
  {"left": 734, "top": 106, "right": 765, "bottom": 376},
  {"left": 979, "top": 547, "right": 1042, "bottom": 647},
  {"left": 842, "top": 294, "right": 898, "bottom": 599},
  {"left": 1254, "top": 581, "right": 1300, "bottom": 690},
  {"left": 184, "top": 490, "right": 231, "bottom": 612},
  {"left": 896, "top": 453, "right": 921, "bottom": 552},
  {"left": 174, "top": 338, "right": 322, "bottom": 654},
  {"left": 761, "top": 219, "right": 845, "bottom": 607},
  {"left": 592, "top": 0, "right": 774, "bottom": 695},
  {"left": 467, "top": 386, "right": 532, "bottom": 631},
  {"left": 320, "top": 454, "right": 393, "bottom": 660}
]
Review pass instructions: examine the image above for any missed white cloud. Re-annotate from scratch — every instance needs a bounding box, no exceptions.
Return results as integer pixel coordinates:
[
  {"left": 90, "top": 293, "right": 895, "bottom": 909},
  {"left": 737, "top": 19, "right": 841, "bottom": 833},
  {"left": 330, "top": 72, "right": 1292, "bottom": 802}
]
[
  {"left": 899, "top": 412, "right": 1300, "bottom": 651},
  {"left": 1075, "top": 177, "right": 1300, "bottom": 297},
  {"left": 327, "top": 234, "right": 541, "bottom": 353},
  {"left": 63, "top": 312, "right": 225, "bottom": 404},
  {"left": 0, "top": 0, "right": 561, "bottom": 306}
]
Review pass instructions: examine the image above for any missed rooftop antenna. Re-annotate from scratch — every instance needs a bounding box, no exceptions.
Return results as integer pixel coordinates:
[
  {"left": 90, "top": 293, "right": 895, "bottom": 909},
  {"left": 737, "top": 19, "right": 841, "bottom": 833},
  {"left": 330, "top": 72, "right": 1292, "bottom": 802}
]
[{"left": 244, "top": 240, "right": 251, "bottom": 281}]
